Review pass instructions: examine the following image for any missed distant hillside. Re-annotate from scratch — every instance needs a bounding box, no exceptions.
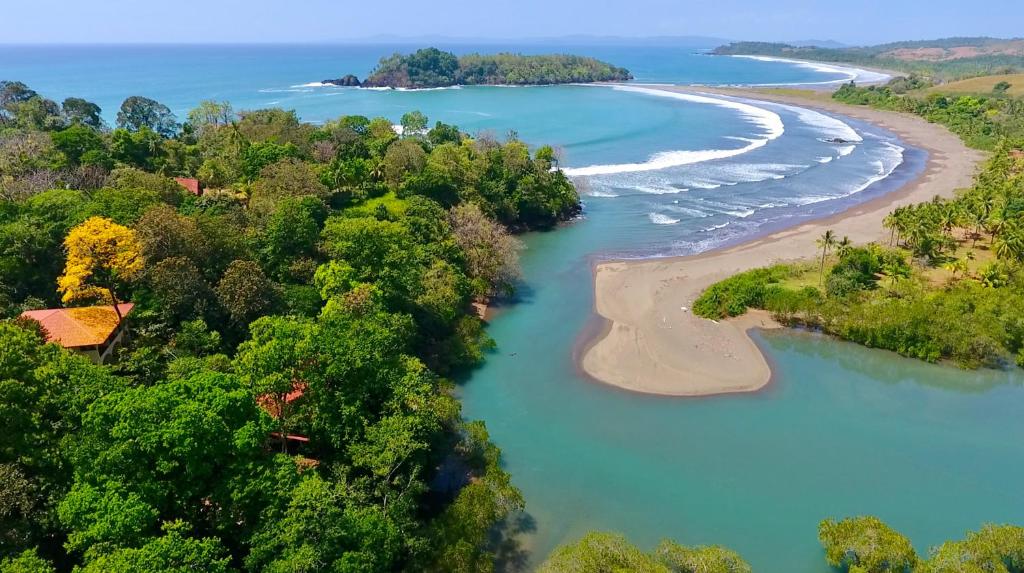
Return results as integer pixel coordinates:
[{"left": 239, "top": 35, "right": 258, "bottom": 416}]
[
  {"left": 923, "top": 73, "right": 1024, "bottom": 96},
  {"left": 349, "top": 47, "right": 632, "bottom": 89},
  {"left": 712, "top": 38, "right": 1024, "bottom": 81}
]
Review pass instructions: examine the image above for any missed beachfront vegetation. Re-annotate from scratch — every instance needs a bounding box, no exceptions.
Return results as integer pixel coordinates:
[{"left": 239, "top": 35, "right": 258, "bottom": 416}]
[
  {"left": 832, "top": 81, "right": 1024, "bottom": 149},
  {"left": 696, "top": 143, "right": 1024, "bottom": 368},
  {"left": 0, "top": 81, "right": 581, "bottom": 571},
  {"left": 712, "top": 38, "right": 1024, "bottom": 81},
  {"left": 544, "top": 519, "right": 1024, "bottom": 573},
  {"left": 538, "top": 532, "right": 752, "bottom": 573},
  {"left": 360, "top": 47, "right": 633, "bottom": 88}
]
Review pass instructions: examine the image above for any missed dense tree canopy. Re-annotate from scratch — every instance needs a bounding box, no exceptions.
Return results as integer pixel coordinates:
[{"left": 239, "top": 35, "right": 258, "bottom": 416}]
[
  {"left": 0, "top": 81, "right": 581, "bottom": 572},
  {"left": 362, "top": 48, "right": 633, "bottom": 88}
]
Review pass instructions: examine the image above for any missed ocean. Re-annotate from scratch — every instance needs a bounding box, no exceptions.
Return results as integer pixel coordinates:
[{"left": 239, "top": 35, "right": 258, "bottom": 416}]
[{"left": 3, "top": 43, "right": 1020, "bottom": 572}]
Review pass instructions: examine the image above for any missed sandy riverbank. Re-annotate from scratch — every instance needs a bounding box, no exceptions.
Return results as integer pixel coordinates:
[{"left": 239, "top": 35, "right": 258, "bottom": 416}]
[{"left": 578, "top": 87, "right": 987, "bottom": 396}]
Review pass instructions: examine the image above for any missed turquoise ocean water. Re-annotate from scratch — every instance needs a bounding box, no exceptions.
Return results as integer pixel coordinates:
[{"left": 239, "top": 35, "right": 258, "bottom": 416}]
[{"left": 2, "top": 44, "right": 1020, "bottom": 572}]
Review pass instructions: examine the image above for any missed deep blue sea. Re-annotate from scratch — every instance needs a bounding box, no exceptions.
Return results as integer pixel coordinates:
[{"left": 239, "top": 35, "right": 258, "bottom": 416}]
[{"left": 3, "top": 44, "right": 1020, "bottom": 572}]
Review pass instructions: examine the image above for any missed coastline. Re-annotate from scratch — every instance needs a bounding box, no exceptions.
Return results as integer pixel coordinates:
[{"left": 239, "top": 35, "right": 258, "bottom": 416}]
[{"left": 578, "top": 86, "right": 987, "bottom": 397}]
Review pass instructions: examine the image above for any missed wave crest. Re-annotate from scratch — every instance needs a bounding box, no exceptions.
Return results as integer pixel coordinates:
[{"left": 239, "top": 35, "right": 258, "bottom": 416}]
[{"left": 563, "top": 86, "right": 785, "bottom": 177}]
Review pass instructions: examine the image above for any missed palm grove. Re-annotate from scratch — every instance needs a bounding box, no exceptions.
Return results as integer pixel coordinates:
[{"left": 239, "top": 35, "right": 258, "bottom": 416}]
[{"left": 0, "top": 80, "right": 580, "bottom": 572}]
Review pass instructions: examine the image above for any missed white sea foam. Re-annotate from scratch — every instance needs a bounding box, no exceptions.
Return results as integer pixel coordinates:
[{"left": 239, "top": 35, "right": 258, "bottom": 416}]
[
  {"left": 587, "top": 190, "right": 620, "bottom": 198},
  {"left": 702, "top": 222, "right": 731, "bottom": 232},
  {"left": 776, "top": 103, "right": 862, "bottom": 142},
  {"left": 649, "top": 213, "right": 681, "bottom": 225},
  {"left": 292, "top": 81, "right": 333, "bottom": 88},
  {"left": 664, "top": 205, "right": 711, "bottom": 217},
  {"left": 817, "top": 156, "right": 834, "bottom": 163},
  {"left": 731, "top": 55, "right": 891, "bottom": 86},
  {"left": 837, "top": 145, "right": 856, "bottom": 157},
  {"left": 563, "top": 86, "right": 785, "bottom": 177},
  {"left": 635, "top": 185, "right": 687, "bottom": 195}
]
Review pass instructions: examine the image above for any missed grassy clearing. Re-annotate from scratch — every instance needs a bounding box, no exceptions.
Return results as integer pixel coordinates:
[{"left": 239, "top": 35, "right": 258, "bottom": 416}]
[{"left": 923, "top": 73, "right": 1024, "bottom": 96}]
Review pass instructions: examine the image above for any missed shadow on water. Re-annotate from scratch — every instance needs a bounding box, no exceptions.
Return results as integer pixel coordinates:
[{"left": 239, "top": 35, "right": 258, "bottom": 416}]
[{"left": 491, "top": 512, "right": 539, "bottom": 573}]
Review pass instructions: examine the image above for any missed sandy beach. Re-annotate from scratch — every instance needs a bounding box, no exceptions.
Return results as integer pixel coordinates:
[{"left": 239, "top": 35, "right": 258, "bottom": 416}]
[{"left": 578, "top": 87, "right": 987, "bottom": 396}]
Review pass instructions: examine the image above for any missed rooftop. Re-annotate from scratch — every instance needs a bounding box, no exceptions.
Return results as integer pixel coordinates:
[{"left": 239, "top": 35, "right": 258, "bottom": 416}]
[{"left": 21, "top": 303, "right": 134, "bottom": 348}]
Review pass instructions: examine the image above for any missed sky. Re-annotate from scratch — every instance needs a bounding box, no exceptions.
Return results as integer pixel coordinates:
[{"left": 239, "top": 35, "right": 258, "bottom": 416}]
[{"left": 2, "top": 0, "right": 1021, "bottom": 45}]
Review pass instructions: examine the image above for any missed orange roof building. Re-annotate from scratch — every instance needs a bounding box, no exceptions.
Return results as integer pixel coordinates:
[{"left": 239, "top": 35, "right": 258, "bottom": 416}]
[
  {"left": 174, "top": 177, "right": 203, "bottom": 196},
  {"left": 20, "top": 303, "right": 134, "bottom": 364}
]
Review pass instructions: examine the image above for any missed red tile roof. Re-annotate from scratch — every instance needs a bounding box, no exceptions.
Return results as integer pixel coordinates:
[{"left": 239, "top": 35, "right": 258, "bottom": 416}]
[
  {"left": 20, "top": 304, "right": 134, "bottom": 348},
  {"left": 174, "top": 177, "right": 202, "bottom": 196},
  {"left": 257, "top": 383, "right": 307, "bottom": 419}
]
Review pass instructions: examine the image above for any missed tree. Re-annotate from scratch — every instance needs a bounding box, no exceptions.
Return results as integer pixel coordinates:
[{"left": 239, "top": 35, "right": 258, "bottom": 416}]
[
  {"left": 918, "top": 524, "right": 1024, "bottom": 573},
  {"left": 10, "top": 98, "right": 64, "bottom": 131},
  {"left": 246, "top": 475, "right": 402, "bottom": 573},
  {"left": 0, "top": 549, "right": 54, "bottom": 573},
  {"left": 61, "top": 97, "right": 103, "bottom": 129},
  {"left": 256, "top": 197, "right": 326, "bottom": 280},
  {"left": 993, "top": 81, "right": 1012, "bottom": 95},
  {"left": 146, "top": 257, "right": 212, "bottom": 323},
  {"left": 655, "top": 540, "right": 752, "bottom": 573},
  {"left": 51, "top": 125, "right": 106, "bottom": 167},
  {"left": 818, "top": 516, "right": 918, "bottom": 573},
  {"left": 383, "top": 139, "right": 427, "bottom": 187},
  {"left": 57, "top": 371, "right": 277, "bottom": 554},
  {"left": 449, "top": 203, "right": 522, "bottom": 297},
  {"left": 817, "top": 229, "right": 838, "bottom": 285},
  {"left": 539, "top": 532, "right": 667, "bottom": 573},
  {"left": 215, "top": 260, "right": 281, "bottom": 327},
  {"left": 247, "top": 157, "right": 327, "bottom": 217},
  {"left": 116, "top": 96, "right": 178, "bottom": 137},
  {"left": 77, "top": 520, "right": 235, "bottom": 573},
  {"left": 400, "top": 111, "right": 429, "bottom": 138},
  {"left": 187, "top": 100, "right": 235, "bottom": 136},
  {"left": 57, "top": 217, "right": 144, "bottom": 322}
]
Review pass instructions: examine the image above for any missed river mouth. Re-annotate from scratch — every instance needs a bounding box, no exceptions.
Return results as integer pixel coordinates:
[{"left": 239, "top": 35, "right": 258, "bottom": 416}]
[{"left": 457, "top": 92, "right": 1023, "bottom": 572}]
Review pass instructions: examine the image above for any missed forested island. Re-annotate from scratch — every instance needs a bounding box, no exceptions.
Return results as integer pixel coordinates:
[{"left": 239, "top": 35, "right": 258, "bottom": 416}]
[
  {"left": 713, "top": 37, "right": 1024, "bottom": 81},
  {"left": 0, "top": 79, "right": 579, "bottom": 571},
  {"left": 325, "top": 47, "right": 633, "bottom": 89}
]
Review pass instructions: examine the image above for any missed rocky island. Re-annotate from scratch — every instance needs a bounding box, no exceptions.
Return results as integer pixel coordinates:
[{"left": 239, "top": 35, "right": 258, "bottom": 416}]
[{"left": 326, "top": 47, "right": 632, "bottom": 89}]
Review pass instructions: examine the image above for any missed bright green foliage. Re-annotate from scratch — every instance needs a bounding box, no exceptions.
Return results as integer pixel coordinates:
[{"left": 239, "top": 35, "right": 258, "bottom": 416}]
[
  {"left": 242, "top": 141, "right": 301, "bottom": 181},
  {"left": 539, "top": 532, "right": 668, "bottom": 573},
  {"left": 57, "top": 371, "right": 277, "bottom": 553},
  {"left": 78, "top": 520, "right": 235, "bottom": 573},
  {"left": 919, "top": 524, "right": 1024, "bottom": 573},
  {"left": 654, "top": 541, "right": 752, "bottom": 573},
  {"left": 692, "top": 265, "right": 797, "bottom": 318},
  {"left": 833, "top": 82, "right": 1024, "bottom": 150},
  {"left": 0, "top": 549, "right": 54, "bottom": 573},
  {"left": 246, "top": 475, "right": 402, "bottom": 573},
  {"left": 0, "top": 81, "right": 568, "bottom": 572},
  {"left": 51, "top": 124, "right": 107, "bottom": 167},
  {"left": 818, "top": 516, "right": 918, "bottom": 572}
]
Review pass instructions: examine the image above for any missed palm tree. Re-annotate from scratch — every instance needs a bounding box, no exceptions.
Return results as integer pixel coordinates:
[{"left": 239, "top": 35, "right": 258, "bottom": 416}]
[
  {"left": 837, "top": 236, "right": 853, "bottom": 258},
  {"left": 879, "top": 259, "right": 909, "bottom": 290},
  {"left": 817, "top": 229, "right": 837, "bottom": 285},
  {"left": 883, "top": 211, "right": 899, "bottom": 246}
]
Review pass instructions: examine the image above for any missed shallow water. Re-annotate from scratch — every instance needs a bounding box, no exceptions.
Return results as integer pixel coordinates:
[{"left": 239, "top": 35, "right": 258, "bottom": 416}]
[{"left": 4, "top": 44, "right": 1021, "bottom": 571}]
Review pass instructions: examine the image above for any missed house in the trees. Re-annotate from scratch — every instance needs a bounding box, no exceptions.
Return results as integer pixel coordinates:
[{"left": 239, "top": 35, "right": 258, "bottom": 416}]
[
  {"left": 174, "top": 177, "right": 203, "bottom": 196},
  {"left": 20, "top": 303, "right": 134, "bottom": 364}
]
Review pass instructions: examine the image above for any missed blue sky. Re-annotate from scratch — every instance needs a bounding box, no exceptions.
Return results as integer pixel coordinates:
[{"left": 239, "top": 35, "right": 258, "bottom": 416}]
[{"left": 1, "top": 0, "right": 1020, "bottom": 45}]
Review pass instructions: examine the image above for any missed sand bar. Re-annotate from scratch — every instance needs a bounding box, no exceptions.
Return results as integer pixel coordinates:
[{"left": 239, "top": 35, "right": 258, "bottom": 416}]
[{"left": 579, "top": 87, "right": 986, "bottom": 396}]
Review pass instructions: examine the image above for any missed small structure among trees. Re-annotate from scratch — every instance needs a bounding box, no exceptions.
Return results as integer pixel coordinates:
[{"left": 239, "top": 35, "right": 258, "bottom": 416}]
[{"left": 20, "top": 303, "right": 134, "bottom": 364}]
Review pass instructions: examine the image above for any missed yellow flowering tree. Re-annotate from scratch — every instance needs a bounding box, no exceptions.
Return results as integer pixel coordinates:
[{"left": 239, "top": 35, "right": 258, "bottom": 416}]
[{"left": 57, "top": 216, "right": 144, "bottom": 322}]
